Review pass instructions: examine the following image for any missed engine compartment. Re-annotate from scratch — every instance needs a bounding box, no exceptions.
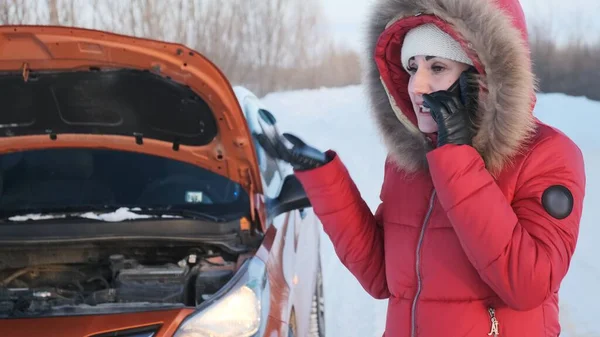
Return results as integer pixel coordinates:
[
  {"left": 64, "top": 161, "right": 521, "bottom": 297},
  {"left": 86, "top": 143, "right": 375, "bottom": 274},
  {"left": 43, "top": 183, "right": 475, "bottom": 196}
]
[{"left": 0, "top": 242, "right": 245, "bottom": 317}]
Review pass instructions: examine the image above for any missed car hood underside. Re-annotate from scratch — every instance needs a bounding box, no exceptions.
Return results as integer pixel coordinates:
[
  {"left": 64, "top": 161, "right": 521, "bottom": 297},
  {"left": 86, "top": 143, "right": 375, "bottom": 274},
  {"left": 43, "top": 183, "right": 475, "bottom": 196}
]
[{"left": 0, "top": 25, "right": 261, "bottom": 193}]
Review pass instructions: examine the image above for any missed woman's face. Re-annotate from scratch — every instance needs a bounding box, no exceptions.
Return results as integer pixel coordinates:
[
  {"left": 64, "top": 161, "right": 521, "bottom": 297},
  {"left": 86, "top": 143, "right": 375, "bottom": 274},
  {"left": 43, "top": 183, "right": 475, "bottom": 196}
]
[{"left": 407, "top": 55, "right": 471, "bottom": 133}]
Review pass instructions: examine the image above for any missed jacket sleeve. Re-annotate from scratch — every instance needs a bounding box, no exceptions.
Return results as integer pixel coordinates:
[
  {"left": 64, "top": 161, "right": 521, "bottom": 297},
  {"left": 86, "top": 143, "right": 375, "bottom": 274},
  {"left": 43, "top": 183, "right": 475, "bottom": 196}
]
[
  {"left": 294, "top": 151, "right": 390, "bottom": 299},
  {"left": 425, "top": 135, "right": 586, "bottom": 311}
]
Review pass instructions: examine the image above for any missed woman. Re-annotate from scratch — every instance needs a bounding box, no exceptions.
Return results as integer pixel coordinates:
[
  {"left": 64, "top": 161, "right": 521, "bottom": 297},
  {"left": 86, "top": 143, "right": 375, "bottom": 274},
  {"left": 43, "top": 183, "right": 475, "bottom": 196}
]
[{"left": 261, "top": 0, "right": 586, "bottom": 335}]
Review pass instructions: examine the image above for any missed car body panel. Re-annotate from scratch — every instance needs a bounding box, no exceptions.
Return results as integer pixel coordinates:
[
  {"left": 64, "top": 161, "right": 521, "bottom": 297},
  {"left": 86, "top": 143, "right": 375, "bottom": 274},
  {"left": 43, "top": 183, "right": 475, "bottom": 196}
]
[
  {"left": 290, "top": 210, "right": 322, "bottom": 337},
  {"left": 0, "top": 309, "right": 195, "bottom": 337}
]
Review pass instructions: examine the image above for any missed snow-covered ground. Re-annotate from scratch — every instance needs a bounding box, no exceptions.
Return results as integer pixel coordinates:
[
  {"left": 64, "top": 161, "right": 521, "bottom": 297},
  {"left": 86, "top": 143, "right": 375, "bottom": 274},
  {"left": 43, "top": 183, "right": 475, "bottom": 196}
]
[{"left": 261, "top": 86, "right": 600, "bottom": 337}]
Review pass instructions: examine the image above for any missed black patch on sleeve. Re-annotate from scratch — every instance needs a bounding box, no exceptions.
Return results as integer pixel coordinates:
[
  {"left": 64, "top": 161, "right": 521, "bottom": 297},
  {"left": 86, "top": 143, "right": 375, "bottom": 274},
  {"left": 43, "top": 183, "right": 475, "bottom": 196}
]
[{"left": 541, "top": 185, "right": 574, "bottom": 220}]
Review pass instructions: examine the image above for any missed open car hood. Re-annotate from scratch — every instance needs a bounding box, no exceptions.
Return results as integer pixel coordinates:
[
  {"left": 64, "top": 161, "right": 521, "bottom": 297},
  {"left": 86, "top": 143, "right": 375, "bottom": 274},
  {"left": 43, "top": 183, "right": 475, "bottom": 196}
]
[{"left": 0, "top": 25, "right": 262, "bottom": 194}]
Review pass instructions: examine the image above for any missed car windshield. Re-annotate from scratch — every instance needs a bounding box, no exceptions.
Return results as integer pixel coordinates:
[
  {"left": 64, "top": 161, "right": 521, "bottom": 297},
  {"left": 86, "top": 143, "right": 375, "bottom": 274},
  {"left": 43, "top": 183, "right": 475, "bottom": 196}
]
[{"left": 0, "top": 148, "right": 249, "bottom": 220}]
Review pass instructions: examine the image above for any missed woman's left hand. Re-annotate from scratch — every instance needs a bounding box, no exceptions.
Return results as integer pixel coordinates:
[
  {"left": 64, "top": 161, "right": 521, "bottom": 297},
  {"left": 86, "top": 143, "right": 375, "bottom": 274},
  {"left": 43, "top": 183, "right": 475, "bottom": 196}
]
[{"left": 423, "top": 70, "right": 478, "bottom": 147}]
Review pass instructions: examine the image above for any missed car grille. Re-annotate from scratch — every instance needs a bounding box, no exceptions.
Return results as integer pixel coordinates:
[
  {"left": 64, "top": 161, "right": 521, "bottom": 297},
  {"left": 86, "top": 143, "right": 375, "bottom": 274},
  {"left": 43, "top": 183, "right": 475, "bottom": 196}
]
[{"left": 89, "top": 324, "right": 161, "bottom": 337}]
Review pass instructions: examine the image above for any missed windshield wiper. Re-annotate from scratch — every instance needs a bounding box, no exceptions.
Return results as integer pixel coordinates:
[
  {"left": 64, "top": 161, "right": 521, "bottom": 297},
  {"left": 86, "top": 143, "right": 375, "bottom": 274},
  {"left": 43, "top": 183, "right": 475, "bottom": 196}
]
[{"left": 131, "top": 207, "right": 226, "bottom": 222}]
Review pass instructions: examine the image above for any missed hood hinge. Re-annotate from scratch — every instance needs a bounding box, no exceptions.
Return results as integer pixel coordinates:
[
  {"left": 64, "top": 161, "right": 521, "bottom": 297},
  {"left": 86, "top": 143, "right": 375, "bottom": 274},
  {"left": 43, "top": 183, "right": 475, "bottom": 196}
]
[
  {"left": 240, "top": 166, "right": 256, "bottom": 222},
  {"left": 22, "top": 62, "right": 30, "bottom": 82}
]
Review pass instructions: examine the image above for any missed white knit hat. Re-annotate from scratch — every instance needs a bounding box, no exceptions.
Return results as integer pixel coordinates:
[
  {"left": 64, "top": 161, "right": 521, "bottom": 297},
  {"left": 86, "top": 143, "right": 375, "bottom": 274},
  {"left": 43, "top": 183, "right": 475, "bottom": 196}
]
[{"left": 401, "top": 23, "right": 473, "bottom": 70}]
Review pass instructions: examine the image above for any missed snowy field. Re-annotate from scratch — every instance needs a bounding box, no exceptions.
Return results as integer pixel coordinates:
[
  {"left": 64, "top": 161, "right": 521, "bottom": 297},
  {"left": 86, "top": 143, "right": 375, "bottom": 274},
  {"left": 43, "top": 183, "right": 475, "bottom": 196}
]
[{"left": 260, "top": 86, "right": 600, "bottom": 337}]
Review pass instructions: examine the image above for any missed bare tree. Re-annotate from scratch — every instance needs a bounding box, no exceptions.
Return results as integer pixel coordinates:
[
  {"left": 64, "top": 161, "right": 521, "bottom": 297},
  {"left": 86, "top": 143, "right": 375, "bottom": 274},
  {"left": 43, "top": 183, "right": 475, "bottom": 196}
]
[
  {"left": 528, "top": 11, "right": 600, "bottom": 102},
  {"left": 0, "top": 0, "right": 32, "bottom": 24},
  {"left": 48, "top": 0, "right": 59, "bottom": 24}
]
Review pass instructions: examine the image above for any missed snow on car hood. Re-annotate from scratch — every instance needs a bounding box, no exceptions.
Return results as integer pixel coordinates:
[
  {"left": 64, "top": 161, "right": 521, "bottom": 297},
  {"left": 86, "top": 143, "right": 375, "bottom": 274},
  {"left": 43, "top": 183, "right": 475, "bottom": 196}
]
[{"left": 8, "top": 207, "right": 182, "bottom": 223}]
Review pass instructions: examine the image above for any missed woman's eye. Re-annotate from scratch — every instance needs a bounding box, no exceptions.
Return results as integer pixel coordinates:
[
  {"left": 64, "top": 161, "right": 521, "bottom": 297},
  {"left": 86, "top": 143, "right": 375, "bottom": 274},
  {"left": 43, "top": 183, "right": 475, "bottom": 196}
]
[
  {"left": 406, "top": 65, "right": 417, "bottom": 73},
  {"left": 432, "top": 65, "right": 445, "bottom": 73}
]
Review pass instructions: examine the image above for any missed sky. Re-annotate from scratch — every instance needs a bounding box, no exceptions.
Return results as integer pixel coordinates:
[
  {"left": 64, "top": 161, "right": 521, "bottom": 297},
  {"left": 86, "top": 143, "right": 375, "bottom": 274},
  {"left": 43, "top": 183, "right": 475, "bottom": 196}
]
[{"left": 321, "top": 0, "right": 600, "bottom": 52}]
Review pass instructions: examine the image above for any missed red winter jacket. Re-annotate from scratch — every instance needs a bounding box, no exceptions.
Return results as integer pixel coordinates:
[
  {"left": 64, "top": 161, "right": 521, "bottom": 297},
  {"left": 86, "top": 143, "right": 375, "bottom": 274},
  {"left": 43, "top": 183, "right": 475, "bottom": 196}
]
[{"left": 294, "top": 0, "right": 586, "bottom": 336}]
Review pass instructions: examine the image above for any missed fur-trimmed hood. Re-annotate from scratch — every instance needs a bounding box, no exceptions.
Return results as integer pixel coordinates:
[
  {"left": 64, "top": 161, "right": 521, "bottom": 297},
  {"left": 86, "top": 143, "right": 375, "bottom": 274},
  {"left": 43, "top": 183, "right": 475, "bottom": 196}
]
[{"left": 364, "top": 0, "right": 538, "bottom": 175}]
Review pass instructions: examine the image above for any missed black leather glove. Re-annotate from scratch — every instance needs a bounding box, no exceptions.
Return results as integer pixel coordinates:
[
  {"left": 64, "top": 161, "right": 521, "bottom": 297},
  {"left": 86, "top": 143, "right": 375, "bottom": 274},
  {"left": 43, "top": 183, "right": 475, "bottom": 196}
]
[
  {"left": 422, "top": 70, "right": 478, "bottom": 147},
  {"left": 254, "top": 109, "right": 330, "bottom": 171}
]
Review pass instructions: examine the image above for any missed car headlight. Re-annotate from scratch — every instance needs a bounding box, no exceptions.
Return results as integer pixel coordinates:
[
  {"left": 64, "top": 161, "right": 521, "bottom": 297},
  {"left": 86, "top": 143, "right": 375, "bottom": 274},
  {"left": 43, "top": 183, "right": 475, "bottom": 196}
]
[{"left": 174, "top": 257, "right": 269, "bottom": 337}]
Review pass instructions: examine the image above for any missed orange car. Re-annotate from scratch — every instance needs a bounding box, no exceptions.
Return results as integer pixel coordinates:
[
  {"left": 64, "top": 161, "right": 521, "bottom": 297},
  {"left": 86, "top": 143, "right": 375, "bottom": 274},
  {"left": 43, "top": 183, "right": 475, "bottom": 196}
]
[{"left": 0, "top": 26, "right": 325, "bottom": 337}]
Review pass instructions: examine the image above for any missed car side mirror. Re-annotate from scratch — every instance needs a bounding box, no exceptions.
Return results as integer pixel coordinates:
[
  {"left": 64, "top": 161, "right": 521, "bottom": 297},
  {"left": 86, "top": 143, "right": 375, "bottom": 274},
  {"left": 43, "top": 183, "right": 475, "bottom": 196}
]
[{"left": 266, "top": 174, "right": 312, "bottom": 218}]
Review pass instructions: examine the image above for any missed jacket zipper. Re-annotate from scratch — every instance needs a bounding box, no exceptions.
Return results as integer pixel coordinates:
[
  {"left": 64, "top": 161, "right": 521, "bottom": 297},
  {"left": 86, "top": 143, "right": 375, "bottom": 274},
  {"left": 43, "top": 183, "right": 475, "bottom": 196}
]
[
  {"left": 410, "top": 190, "right": 436, "bottom": 337},
  {"left": 488, "top": 307, "right": 499, "bottom": 336}
]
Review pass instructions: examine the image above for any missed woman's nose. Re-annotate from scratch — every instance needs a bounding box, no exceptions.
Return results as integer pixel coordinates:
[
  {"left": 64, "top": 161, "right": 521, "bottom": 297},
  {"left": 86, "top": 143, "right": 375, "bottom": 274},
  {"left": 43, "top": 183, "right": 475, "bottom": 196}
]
[{"left": 411, "top": 68, "right": 430, "bottom": 95}]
